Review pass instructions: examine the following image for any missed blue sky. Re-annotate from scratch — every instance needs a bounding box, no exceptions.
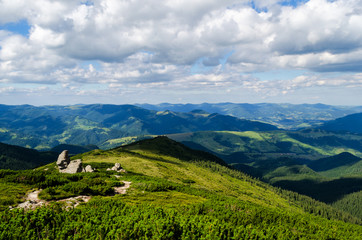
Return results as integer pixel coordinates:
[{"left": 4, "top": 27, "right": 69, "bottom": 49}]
[{"left": 0, "top": 0, "right": 362, "bottom": 106}]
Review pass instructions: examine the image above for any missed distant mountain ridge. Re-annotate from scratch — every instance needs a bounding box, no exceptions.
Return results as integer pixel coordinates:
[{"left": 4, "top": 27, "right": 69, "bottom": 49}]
[
  {"left": 308, "top": 152, "right": 361, "bottom": 172},
  {"left": 0, "top": 104, "right": 277, "bottom": 150},
  {"left": 137, "top": 102, "right": 362, "bottom": 129},
  {"left": 319, "top": 112, "right": 362, "bottom": 134}
]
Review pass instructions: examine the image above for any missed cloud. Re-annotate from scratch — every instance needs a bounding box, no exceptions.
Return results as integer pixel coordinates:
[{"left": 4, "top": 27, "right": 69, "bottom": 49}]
[
  {"left": 270, "top": 0, "right": 362, "bottom": 55},
  {"left": 1, "top": 0, "right": 362, "bottom": 104}
]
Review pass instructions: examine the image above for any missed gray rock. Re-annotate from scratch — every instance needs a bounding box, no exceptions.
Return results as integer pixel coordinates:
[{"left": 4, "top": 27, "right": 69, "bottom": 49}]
[
  {"left": 84, "top": 165, "right": 94, "bottom": 173},
  {"left": 107, "top": 163, "right": 125, "bottom": 172},
  {"left": 60, "top": 159, "right": 83, "bottom": 174},
  {"left": 56, "top": 150, "right": 70, "bottom": 170},
  {"left": 113, "top": 163, "right": 122, "bottom": 171}
]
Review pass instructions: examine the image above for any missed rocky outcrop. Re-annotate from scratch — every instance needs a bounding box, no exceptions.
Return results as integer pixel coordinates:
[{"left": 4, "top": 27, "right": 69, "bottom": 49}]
[
  {"left": 107, "top": 163, "right": 126, "bottom": 173},
  {"left": 60, "top": 159, "right": 83, "bottom": 174},
  {"left": 56, "top": 150, "right": 70, "bottom": 170},
  {"left": 84, "top": 165, "right": 94, "bottom": 173},
  {"left": 56, "top": 150, "right": 94, "bottom": 173}
]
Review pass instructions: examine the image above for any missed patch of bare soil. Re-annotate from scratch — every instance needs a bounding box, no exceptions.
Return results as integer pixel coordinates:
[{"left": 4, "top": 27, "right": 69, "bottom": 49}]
[
  {"left": 16, "top": 190, "right": 90, "bottom": 210},
  {"left": 17, "top": 190, "right": 46, "bottom": 210},
  {"left": 57, "top": 196, "right": 91, "bottom": 208},
  {"left": 114, "top": 181, "right": 132, "bottom": 194},
  {"left": 17, "top": 181, "right": 131, "bottom": 210}
]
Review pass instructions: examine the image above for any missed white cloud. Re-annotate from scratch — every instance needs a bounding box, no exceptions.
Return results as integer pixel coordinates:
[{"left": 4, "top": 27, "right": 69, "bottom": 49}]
[
  {"left": 0, "top": 0, "right": 27, "bottom": 24},
  {"left": 1, "top": 0, "right": 362, "bottom": 104}
]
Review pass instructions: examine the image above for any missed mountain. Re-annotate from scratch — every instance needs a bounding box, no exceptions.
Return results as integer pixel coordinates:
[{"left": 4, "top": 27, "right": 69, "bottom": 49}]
[
  {"left": 166, "top": 130, "right": 362, "bottom": 217},
  {"left": 137, "top": 102, "right": 362, "bottom": 129},
  {"left": 1, "top": 136, "right": 361, "bottom": 239},
  {"left": 168, "top": 129, "right": 362, "bottom": 160},
  {"left": 319, "top": 112, "right": 362, "bottom": 134},
  {"left": 121, "top": 136, "right": 227, "bottom": 166},
  {"left": 0, "top": 104, "right": 277, "bottom": 150},
  {"left": 308, "top": 152, "right": 362, "bottom": 172},
  {"left": 50, "top": 144, "right": 99, "bottom": 155},
  {"left": 0, "top": 142, "right": 57, "bottom": 170}
]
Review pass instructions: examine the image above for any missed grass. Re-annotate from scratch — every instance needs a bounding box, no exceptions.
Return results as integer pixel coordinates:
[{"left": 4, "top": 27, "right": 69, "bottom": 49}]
[
  {"left": 0, "top": 182, "right": 31, "bottom": 210},
  {"left": 221, "top": 131, "right": 269, "bottom": 141},
  {"left": 1, "top": 136, "right": 362, "bottom": 239},
  {"left": 116, "top": 191, "right": 206, "bottom": 206},
  {"left": 79, "top": 147, "right": 300, "bottom": 211}
]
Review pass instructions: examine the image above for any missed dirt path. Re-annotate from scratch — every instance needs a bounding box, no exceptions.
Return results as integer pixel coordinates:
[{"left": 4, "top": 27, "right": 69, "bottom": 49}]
[
  {"left": 57, "top": 196, "right": 91, "bottom": 208},
  {"left": 17, "top": 190, "right": 46, "bottom": 210},
  {"left": 114, "top": 181, "right": 132, "bottom": 194},
  {"left": 17, "top": 180, "right": 131, "bottom": 210}
]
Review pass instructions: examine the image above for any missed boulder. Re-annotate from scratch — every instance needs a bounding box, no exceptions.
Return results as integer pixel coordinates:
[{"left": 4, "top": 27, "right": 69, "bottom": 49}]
[
  {"left": 107, "top": 163, "right": 125, "bottom": 172},
  {"left": 113, "top": 163, "right": 122, "bottom": 171},
  {"left": 84, "top": 165, "right": 94, "bottom": 173},
  {"left": 56, "top": 150, "right": 70, "bottom": 170},
  {"left": 60, "top": 159, "right": 83, "bottom": 174}
]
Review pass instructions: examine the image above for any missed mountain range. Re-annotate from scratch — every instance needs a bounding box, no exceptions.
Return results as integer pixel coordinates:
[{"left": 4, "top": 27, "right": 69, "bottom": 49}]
[
  {"left": 319, "top": 112, "right": 362, "bottom": 134},
  {"left": 137, "top": 102, "right": 362, "bottom": 129},
  {"left": 1, "top": 103, "right": 362, "bottom": 150},
  {"left": 0, "top": 104, "right": 277, "bottom": 150},
  {"left": 1, "top": 103, "right": 362, "bottom": 226}
]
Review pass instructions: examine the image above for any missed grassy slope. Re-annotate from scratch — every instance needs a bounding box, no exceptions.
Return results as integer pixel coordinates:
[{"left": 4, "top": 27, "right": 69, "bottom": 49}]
[
  {"left": 75, "top": 137, "right": 361, "bottom": 222},
  {"left": 1, "top": 136, "right": 362, "bottom": 239},
  {"left": 166, "top": 132, "right": 362, "bottom": 220},
  {"left": 78, "top": 138, "right": 295, "bottom": 210}
]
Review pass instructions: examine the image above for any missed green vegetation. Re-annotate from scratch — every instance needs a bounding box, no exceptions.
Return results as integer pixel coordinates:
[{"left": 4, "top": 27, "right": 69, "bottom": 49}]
[
  {"left": 1, "top": 136, "right": 362, "bottom": 239},
  {"left": 332, "top": 191, "right": 362, "bottom": 220},
  {"left": 320, "top": 112, "right": 362, "bottom": 134},
  {"left": 1, "top": 196, "right": 361, "bottom": 240},
  {"left": 169, "top": 130, "right": 362, "bottom": 158},
  {"left": 0, "top": 181, "right": 31, "bottom": 210},
  {"left": 0, "top": 104, "right": 277, "bottom": 150},
  {"left": 0, "top": 142, "right": 57, "bottom": 170},
  {"left": 167, "top": 130, "right": 362, "bottom": 222},
  {"left": 0, "top": 168, "right": 122, "bottom": 209}
]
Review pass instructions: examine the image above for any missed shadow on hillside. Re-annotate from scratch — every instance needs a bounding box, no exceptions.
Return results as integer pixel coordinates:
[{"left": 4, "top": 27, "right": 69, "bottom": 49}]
[
  {"left": 273, "top": 177, "right": 362, "bottom": 203},
  {"left": 119, "top": 149, "right": 183, "bottom": 166}
]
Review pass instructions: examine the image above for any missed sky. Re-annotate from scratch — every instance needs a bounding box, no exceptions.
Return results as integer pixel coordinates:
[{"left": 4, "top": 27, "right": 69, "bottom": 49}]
[{"left": 1, "top": 0, "right": 362, "bottom": 106}]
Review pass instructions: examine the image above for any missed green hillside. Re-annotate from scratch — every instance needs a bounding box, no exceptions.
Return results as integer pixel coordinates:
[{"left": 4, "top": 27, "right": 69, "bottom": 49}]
[
  {"left": 320, "top": 112, "right": 362, "bottom": 134},
  {"left": 0, "top": 136, "right": 361, "bottom": 239},
  {"left": 168, "top": 129, "right": 362, "bottom": 158},
  {"left": 0, "top": 142, "right": 57, "bottom": 170},
  {"left": 167, "top": 130, "right": 362, "bottom": 219},
  {"left": 332, "top": 191, "right": 362, "bottom": 220}
]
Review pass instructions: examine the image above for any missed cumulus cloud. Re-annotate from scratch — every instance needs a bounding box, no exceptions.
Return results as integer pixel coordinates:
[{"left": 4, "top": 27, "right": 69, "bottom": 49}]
[{"left": 0, "top": 0, "right": 362, "bottom": 104}]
